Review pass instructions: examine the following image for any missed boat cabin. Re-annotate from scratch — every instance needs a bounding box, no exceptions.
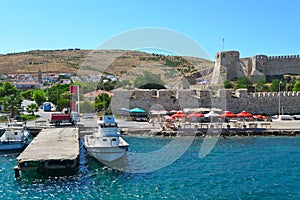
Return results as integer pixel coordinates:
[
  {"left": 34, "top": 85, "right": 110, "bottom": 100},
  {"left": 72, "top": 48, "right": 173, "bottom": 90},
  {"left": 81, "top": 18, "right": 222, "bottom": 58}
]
[{"left": 97, "top": 116, "right": 120, "bottom": 137}]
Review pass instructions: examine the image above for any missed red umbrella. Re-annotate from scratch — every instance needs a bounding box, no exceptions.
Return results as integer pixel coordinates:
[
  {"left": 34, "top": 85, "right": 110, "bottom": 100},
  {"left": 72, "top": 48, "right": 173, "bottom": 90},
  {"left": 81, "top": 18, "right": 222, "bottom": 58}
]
[
  {"left": 253, "top": 115, "right": 268, "bottom": 119},
  {"left": 171, "top": 112, "right": 187, "bottom": 119},
  {"left": 236, "top": 111, "right": 253, "bottom": 118},
  {"left": 187, "top": 112, "right": 204, "bottom": 118},
  {"left": 220, "top": 111, "right": 237, "bottom": 118}
]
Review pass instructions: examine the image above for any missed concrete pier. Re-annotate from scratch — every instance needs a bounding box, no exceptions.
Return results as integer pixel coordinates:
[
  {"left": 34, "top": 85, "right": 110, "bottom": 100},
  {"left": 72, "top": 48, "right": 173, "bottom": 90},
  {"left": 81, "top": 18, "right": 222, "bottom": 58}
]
[{"left": 16, "top": 128, "right": 79, "bottom": 177}]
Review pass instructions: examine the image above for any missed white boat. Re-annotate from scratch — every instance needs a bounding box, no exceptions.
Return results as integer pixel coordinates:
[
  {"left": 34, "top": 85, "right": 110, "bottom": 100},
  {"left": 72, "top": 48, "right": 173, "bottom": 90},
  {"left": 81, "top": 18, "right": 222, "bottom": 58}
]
[
  {"left": 84, "top": 115, "right": 129, "bottom": 163},
  {"left": 0, "top": 126, "right": 30, "bottom": 151}
]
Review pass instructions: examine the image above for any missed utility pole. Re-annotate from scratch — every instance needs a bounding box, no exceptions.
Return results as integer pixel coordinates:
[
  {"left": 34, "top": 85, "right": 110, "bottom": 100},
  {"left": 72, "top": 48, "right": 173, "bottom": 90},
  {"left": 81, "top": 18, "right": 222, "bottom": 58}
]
[
  {"left": 278, "top": 81, "right": 282, "bottom": 116},
  {"left": 46, "top": 60, "right": 49, "bottom": 100},
  {"left": 77, "top": 86, "right": 80, "bottom": 114},
  {"left": 222, "top": 38, "right": 224, "bottom": 51}
]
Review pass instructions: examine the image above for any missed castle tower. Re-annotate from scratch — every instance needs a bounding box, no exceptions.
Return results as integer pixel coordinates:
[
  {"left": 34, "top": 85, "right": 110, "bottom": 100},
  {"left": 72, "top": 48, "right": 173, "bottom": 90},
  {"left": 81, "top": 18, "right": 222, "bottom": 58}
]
[
  {"left": 212, "top": 51, "right": 246, "bottom": 84},
  {"left": 250, "top": 55, "right": 268, "bottom": 82}
]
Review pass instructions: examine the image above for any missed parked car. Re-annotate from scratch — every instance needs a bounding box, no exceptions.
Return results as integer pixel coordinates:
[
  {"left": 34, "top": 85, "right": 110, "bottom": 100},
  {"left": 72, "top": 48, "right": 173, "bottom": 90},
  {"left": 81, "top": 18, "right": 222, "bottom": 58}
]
[
  {"left": 293, "top": 115, "right": 300, "bottom": 120},
  {"left": 135, "top": 117, "right": 148, "bottom": 122},
  {"left": 273, "top": 115, "right": 293, "bottom": 121}
]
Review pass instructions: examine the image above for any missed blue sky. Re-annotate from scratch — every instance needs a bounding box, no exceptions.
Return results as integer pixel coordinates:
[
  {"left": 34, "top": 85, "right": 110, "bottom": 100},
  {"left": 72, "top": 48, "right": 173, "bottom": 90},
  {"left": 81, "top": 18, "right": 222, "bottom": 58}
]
[{"left": 1, "top": 0, "right": 300, "bottom": 60}]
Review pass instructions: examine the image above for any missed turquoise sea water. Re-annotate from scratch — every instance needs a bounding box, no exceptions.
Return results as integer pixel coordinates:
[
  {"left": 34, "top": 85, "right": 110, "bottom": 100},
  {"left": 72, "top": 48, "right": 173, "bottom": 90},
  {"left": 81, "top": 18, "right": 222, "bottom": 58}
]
[{"left": 0, "top": 136, "right": 299, "bottom": 199}]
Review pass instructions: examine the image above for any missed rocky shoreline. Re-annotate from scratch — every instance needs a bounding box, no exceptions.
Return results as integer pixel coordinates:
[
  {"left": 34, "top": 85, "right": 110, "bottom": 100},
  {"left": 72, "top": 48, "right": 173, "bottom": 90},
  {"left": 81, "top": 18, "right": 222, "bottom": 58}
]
[
  {"left": 121, "top": 127, "right": 300, "bottom": 137},
  {"left": 74, "top": 118, "right": 300, "bottom": 138}
]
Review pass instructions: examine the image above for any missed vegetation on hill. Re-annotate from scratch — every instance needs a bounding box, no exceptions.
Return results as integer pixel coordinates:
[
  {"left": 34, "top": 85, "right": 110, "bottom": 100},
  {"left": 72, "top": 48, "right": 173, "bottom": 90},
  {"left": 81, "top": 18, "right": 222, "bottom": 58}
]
[
  {"left": 133, "top": 71, "right": 166, "bottom": 89},
  {"left": 223, "top": 77, "right": 300, "bottom": 92},
  {"left": 97, "top": 78, "right": 118, "bottom": 91},
  {"left": 0, "top": 49, "right": 90, "bottom": 75},
  {"left": 0, "top": 50, "right": 212, "bottom": 81}
]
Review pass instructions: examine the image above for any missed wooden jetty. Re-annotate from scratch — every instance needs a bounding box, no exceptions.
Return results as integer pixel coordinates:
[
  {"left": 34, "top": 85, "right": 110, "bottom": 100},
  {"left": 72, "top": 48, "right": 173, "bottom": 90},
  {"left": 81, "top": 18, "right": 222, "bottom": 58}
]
[{"left": 15, "top": 128, "right": 79, "bottom": 178}]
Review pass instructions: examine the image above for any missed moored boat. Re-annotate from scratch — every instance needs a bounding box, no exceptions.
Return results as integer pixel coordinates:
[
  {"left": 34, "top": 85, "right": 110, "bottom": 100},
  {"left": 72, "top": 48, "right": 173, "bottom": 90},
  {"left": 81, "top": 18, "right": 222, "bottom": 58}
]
[
  {"left": 0, "top": 126, "right": 30, "bottom": 151},
  {"left": 84, "top": 115, "right": 129, "bottom": 163}
]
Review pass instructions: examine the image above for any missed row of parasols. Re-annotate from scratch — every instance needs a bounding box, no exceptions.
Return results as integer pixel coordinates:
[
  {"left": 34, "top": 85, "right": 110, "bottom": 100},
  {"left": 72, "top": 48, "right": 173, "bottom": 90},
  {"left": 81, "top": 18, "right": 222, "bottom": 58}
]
[
  {"left": 150, "top": 110, "right": 268, "bottom": 120},
  {"left": 119, "top": 107, "right": 268, "bottom": 120}
]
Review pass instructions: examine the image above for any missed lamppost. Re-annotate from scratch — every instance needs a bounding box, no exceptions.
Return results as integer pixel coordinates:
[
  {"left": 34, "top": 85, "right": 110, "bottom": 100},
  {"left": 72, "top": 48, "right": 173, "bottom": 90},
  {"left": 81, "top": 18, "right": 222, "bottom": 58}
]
[
  {"left": 46, "top": 60, "right": 49, "bottom": 100},
  {"left": 278, "top": 81, "right": 282, "bottom": 116}
]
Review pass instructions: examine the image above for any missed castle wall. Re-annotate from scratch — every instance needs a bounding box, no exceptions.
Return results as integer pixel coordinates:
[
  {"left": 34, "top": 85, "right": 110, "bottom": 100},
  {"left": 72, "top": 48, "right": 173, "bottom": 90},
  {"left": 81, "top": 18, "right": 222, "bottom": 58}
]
[
  {"left": 111, "top": 89, "right": 300, "bottom": 116},
  {"left": 266, "top": 55, "right": 300, "bottom": 76},
  {"left": 246, "top": 53, "right": 300, "bottom": 82},
  {"left": 111, "top": 89, "right": 182, "bottom": 116}
]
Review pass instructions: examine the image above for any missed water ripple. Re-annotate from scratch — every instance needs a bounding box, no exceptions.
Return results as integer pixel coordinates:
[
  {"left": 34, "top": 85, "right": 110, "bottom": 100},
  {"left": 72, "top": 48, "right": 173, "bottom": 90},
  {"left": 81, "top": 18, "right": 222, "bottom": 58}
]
[{"left": 0, "top": 137, "right": 299, "bottom": 199}]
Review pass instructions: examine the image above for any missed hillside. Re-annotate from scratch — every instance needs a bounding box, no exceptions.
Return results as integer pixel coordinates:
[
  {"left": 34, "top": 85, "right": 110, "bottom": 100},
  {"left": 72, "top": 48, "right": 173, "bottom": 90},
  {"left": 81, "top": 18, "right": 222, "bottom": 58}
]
[
  {"left": 0, "top": 49, "right": 90, "bottom": 75},
  {"left": 0, "top": 49, "right": 214, "bottom": 83}
]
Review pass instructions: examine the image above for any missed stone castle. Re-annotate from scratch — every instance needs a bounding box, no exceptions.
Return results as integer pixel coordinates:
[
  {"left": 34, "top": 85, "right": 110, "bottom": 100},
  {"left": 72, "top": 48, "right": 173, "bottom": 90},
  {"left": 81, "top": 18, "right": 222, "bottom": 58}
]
[
  {"left": 212, "top": 51, "right": 300, "bottom": 83},
  {"left": 111, "top": 50, "right": 300, "bottom": 116}
]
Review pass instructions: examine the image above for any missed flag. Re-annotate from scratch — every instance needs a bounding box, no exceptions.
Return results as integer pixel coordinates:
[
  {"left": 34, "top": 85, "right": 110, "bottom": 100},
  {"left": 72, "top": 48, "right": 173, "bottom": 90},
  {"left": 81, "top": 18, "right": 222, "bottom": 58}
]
[{"left": 70, "top": 85, "right": 78, "bottom": 94}]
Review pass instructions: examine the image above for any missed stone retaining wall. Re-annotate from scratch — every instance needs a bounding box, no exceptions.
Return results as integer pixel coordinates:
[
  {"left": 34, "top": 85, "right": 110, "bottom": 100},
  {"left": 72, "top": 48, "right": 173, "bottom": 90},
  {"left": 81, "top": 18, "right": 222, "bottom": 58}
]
[{"left": 111, "top": 89, "right": 300, "bottom": 116}]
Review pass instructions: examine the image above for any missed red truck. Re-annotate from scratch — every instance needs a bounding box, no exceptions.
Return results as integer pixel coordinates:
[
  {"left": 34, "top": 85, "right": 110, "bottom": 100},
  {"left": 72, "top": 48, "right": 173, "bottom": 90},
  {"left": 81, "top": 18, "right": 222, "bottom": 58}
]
[{"left": 49, "top": 112, "right": 80, "bottom": 126}]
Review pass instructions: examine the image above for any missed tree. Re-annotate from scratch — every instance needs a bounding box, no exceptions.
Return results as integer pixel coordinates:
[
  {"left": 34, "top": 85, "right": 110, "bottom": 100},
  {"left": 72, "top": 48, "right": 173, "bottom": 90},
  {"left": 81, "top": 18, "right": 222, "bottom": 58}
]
[
  {"left": 255, "top": 78, "right": 268, "bottom": 92},
  {"left": 0, "top": 82, "right": 19, "bottom": 97},
  {"left": 286, "top": 81, "right": 295, "bottom": 91},
  {"left": 0, "top": 82, "right": 23, "bottom": 118},
  {"left": 235, "top": 77, "right": 253, "bottom": 90},
  {"left": 1, "top": 94, "right": 23, "bottom": 118},
  {"left": 223, "top": 80, "right": 234, "bottom": 89},
  {"left": 47, "top": 84, "right": 70, "bottom": 105},
  {"left": 292, "top": 80, "right": 300, "bottom": 91},
  {"left": 33, "top": 89, "right": 46, "bottom": 106},
  {"left": 134, "top": 71, "right": 165, "bottom": 89},
  {"left": 94, "top": 93, "right": 111, "bottom": 113},
  {"left": 97, "top": 78, "right": 118, "bottom": 91},
  {"left": 270, "top": 79, "right": 285, "bottom": 92},
  {"left": 60, "top": 91, "right": 71, "bottom": 100},
  {"left": 21, "top": 90, "right": 34, "bottom": 100},
  {"left": 57, "top": 99, "right": 70, "bottom": 111},
  {"left": 26, "top": 103, "right": 38, "bottom": 116}
]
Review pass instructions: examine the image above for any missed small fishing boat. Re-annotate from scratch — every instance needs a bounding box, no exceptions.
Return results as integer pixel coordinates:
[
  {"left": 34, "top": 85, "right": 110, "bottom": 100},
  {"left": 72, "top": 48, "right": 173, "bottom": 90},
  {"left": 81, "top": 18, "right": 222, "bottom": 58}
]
[
  {"left": 84, "top": 115, "right": 129, "bottom": 163},
  {"left": 0, "top": 126, "right": 30, "bottom": 151}
]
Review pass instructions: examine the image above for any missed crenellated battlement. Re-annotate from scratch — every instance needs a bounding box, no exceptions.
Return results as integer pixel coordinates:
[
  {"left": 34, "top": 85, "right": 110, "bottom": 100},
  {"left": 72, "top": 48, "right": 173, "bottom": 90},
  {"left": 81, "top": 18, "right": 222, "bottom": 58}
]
[
  {"left": 111, "top": 89, "right": 300, "bottom": 116},
  {"left": 250, "top": 91, "right": 300, "bottom": 98},
  {"left": 268, "top": 55, "right": 300, "bottom": 60}
]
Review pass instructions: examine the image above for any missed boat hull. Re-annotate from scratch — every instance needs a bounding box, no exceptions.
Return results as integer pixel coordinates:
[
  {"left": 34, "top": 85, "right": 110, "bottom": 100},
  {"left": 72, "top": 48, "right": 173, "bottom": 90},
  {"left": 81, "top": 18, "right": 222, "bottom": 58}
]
[
  {"left": 0, "top": 128, "right": 30, "bottom": 151},
  {"left": 0, "top": 142, "right": 28, "bottom": 151},
  {"left": 85, "top": 145, "right": 128, "bottom": 163}
]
